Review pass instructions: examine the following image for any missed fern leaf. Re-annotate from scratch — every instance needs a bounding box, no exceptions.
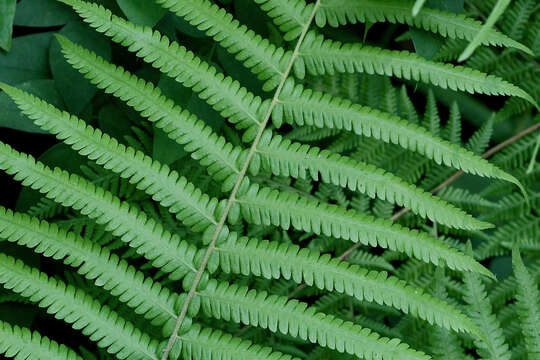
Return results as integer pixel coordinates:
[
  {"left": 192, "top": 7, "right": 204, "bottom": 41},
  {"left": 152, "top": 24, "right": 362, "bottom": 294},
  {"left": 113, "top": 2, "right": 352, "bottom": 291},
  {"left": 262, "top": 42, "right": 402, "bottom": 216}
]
[
  {"left": 466, "top": 117, "right": 495, "bottom": 155},
  {"left": 0, "top": 320, "right": 82, "bottom": 360},
  {"left": 198, "top": 280, "right": 430, "bottom": 360},
  {"left": 257, "top": 131, "right": 492, "bottom": 230},
  {"left": 346, "top": 250, "right": 395, "bottom": 271},
  {"left": 154, "top": 0, "right": 290, "bottom": 90},
  {"left": 50, "top": 37, "right": 489, "bottom": 230},
  {"left": 0, "top": 206, "right": 178, "bottom": 327},
  {"left": 296, "top": 32, "right": 536, "bottom": 105},
  {"left": 423, "top": 90, "right": 441, "bottom": 137},
  {"left": 275, "top": 80, "right": 521, "bottom": 187},
  {"left": 512, "top": 245, "right": 540, "bottom": 358},
  {"left": 475, "top": 215, "right": 540, "bottom": 260},
  {"left": 254, "top": 0, "right": 312, "bottom": 41},
  {"left": 57, "top": 35, "right": 244, "bottom": 182},
  {"left": 459, "top": 0, "right": 512, "bottom": 62},
  {"left": 0, "top": 141, "right": 198, "bottom": 280},
  {"left": 489, "top": 261, "right": 540, "bottom": 309},
  {"left": 0, "top": 81, "right": 227, "bottom": 235},
  {"left": 177, "top": 324, "right": 299, "bottom": 360},
  {"left": 445, "top": 102, "right": 462, "bottom": 145},
  {"left": 502, "top": 0, "right": 537, "bottom": 40},
  {"left": 315, "top": 0, "right": 532, "bottom": 55},
  {"left": 428, "top": 270, "right": 467, "bottom": 360},
  {"left": 0, "top": 254, "right": 160, "bottom": 359},
  {"left": 216, "top": 236, "right": 481, "bottom": 334},
  {"left": 237, "top": 184, "right": 492, "bottom": 276},
  {"left": 58, "top": 0, "right": 265, "bottom": 135},
  {"left": 437, "top": 187, "right": 499, "bottom": 212},
  {"left": 463, "top": 251, "right": 512, "bottom": 360}
]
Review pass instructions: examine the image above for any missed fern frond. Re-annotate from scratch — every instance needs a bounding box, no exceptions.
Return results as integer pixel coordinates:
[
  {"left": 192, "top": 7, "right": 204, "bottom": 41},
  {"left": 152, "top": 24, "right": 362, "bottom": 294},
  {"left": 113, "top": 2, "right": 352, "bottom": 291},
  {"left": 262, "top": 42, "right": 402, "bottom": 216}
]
[
  {"left": 285, "top": 126, "right": 340, "bottom": 142},
  {"left": 437, "top": 187, "right": 499, "bottom": 212},
  {"left": 296, "top": 32, "right": 536, "bottom": 105},
  {"left": 0, "top": 141, "right": 199, "bottom": 280},
  {"left": 257, "top": 131, "right": 490, "bottom": 230},
  {"left": 275, "top": 80, "right": 520, "bottom": 186},
  {"left": 423, "top": 90, "right": 441, "bottom": 137},
  {"left": 0, "top": 320, "right": 82, "bottom": 360},
  {"left": 346, "top": 250, "right": 394, "bottom": 271},
  {"left": 502, "top": 0, "right": 537, "bottom": 40},
  {"left": 466, "top": 117, "right": 494, "bottom": 155},
  {"left": 428, "top": 271, "right": 467, "bottom": 360},
  {"left": 176, "top": 324, "right": 299, "bottom": 360},
  {"left": 0, "top": 254, "right": 160, "bottom": 359},
  {"left": 216, "top": 236, "right": 479, "bottom": 334},
  {"left": 459, "top": 0, "right": 513, "bottom": 62},
  {"left": 56, "top": 36, "right": 244, "bottom": 183},
  {"left": 463, "top": 254, "right": 512, "bottom": 360},
  {"left": 49, "top": 37, "right": 489, "bottom": 231},
  {"left": 0, "top": 207, "right": 178, "bottom": 327},
  {"left": 512, "top": 245, "right": 540, "bottom": 358},
  {"left": 254, "top": 0, "right": 312, "bottom": 41},
  {"left": 0, "top": 81, "right": 223, "bottom": 235},
  {"left": 475, "top": 215, "right": 540, "bottom": 260},
  {"left": 237, "top": 184, "right": 492, "bottom": 276},
  {"left": 314, "top": 0, "right": 532, "bottom": 55},
  {"left": 198, "top": 280, "right": 430, "bottom": 360},
  {"left": 154, "top": 0, "right": 290, "bottom": 90},
  {"left": 444, "top": 102, "right": 462, "bottom": 145},
  {"left": 58, "top": 0, "right": 265, "bottom": 134},
  {"left": 489, "top": 261, "right": 540, "bottom": 309}
]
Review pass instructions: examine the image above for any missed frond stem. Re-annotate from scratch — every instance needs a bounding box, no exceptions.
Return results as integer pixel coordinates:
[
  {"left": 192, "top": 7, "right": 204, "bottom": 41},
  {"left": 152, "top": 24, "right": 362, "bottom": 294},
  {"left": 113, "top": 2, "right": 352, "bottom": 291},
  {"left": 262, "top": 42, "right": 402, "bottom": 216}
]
[{"left": 159, "top": 1, "right": 322, "bottom": 358}]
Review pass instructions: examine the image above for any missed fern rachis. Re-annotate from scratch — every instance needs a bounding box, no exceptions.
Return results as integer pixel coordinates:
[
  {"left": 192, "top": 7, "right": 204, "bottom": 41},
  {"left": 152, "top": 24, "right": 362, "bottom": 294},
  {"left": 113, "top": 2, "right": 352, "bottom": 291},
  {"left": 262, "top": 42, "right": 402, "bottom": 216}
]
[{"left": 0, "top": 0, "right": 538, "bottom": 359}]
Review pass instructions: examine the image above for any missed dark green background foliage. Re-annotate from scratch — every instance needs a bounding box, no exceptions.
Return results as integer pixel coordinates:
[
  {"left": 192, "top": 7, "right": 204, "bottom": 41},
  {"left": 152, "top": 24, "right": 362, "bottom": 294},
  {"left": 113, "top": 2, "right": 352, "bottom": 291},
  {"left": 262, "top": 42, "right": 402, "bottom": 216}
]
[{"left": 0, "top": 0, "right": 538, "bottom": 359}]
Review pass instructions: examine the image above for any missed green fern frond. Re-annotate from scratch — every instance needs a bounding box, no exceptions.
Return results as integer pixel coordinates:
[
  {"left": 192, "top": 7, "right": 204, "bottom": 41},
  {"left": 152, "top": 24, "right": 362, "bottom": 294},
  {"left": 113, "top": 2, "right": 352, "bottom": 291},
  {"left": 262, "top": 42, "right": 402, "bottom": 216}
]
[
  {"left": 423, "top": 90, "right": 441, "bottom": 137},
  {"left": 216, "top": 236, "right": 479, "bottom": 333},
  {"left": 428, "top": 270, "right": 467, "bottom": 360},
  {"left": 198, "top": 280, "right": 430, "bottom": 360},
  {"left": 254, "top": 0, "right": 313, "bottom": 41},
  {"left": 0, "top": 254, "right": 160, "bottom": 360},
  {"left": 437, "top": 187, "right": 499, "bottom": 212},
  {"left": 0, "top": 320, "right": 82, "bottom": 360},
  {"left": 459, "top": 0, "right": 512, "bottom": 62},
  {"left": 314, "top": 0, "right": 532, "bottom": 55},
  {"left": 49, "top": 37, "right": 490, "bottom": 231},
  {"left": 154, "top": 0, "right": 290, "bottom": 90},
  {"left": 296, "top": 32, "right": 536, "bottom": 105},
  {"left": 285, "top": 126, "right": 340, "bottom": 142},
  {"left": 274, "top": 80, "right": 520, "bottom": 186},
  {"left": 476, "top": 215, "right": 540, "bottom": 260},
  {"left": 176, "top": 324, "right": 299, "bottom": 360},
  {"left": 512, "top": 245, "right": 540, "bottom": 358},
  {"left": 56, "top": 35, "right": 245, "bottom": 183},
  {"left": 502, "top": 0, "right": 537, "bottom": 40},
  {"left": 58, "top": 0, "right": 265, "bottom": 134},
  {"left": 237, "top": 184, "right": 492, "bottom": 276},
  {"left": 463, "top": 251, "right": 512, "bottom": 360},
  {"left": 0, "top": 82, "right": 224, "bottom": 235},
  {"left": 0, "top": 141, "right": 199, "bottom": 280},
  {"left": 257, "top": 131, "right": 490, "bottom": 230},
  {"left": 465, "top": 116, "right": 494, "bottom": 155},
  {"left": 346, "top": 250, "right": 394, "bottom": 271},
  {"left": 489, "top": 261, "right": 540, "bottom": 309},
  {"left": 0, "top": 206, "right": 178, "bottom": 327}
]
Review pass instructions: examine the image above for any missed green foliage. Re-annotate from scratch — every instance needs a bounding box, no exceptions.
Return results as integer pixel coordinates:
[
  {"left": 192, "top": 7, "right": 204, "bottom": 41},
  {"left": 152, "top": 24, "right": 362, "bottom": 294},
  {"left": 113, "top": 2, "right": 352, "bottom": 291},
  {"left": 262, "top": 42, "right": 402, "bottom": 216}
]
[{"left": 0, "top": 0, "right": 538, "bottom": 359}]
